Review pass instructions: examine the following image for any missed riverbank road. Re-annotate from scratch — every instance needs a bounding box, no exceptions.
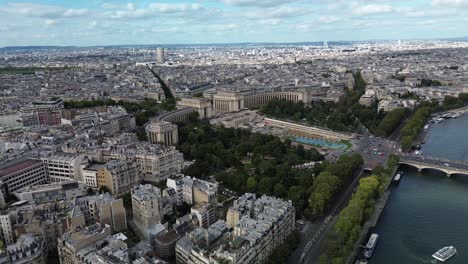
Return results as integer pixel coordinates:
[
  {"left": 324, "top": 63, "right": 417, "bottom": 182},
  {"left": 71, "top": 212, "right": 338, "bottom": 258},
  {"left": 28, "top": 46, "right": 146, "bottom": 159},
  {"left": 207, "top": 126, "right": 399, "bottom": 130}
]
[
  {"left": 289, "top": 168, "right": 366, "bottom": 263},
  {"left": 288, "top": 216, "right": 333, "bottom": 264}
]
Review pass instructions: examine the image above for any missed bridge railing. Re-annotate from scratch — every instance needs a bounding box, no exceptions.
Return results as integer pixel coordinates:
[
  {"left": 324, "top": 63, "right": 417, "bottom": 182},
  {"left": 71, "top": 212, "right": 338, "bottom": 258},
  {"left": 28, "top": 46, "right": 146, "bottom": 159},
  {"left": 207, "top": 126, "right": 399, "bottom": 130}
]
[{"left": 400, "top": 155, "right": 468, "bottom": 170}]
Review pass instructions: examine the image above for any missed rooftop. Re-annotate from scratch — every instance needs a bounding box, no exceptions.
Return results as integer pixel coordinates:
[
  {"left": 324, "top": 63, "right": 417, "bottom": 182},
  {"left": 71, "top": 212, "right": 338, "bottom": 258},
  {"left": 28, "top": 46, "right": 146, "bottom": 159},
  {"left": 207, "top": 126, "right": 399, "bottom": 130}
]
[
  {"left": 0, "top": 158, "right": 42, "bottom": 177},
  {"left": 155, "top": 230, "right": 180, "bottom": 245}
]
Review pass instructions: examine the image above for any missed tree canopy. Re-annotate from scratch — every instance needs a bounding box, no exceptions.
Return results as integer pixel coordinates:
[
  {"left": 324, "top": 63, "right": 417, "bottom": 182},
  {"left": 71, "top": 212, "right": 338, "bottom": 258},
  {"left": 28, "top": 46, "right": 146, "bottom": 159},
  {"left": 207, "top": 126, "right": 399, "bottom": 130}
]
[
  {"left": 260, "top": 71, "right": 385, "bottom": 134},
  {"left": 319, "top": 155, "right": 399, "bottom": 264}
]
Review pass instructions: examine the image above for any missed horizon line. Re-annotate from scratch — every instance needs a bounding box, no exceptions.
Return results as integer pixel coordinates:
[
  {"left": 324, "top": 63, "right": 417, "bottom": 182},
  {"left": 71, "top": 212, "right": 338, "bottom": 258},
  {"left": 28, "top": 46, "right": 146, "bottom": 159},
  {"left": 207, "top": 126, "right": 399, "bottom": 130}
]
[{"left": 1, "top": 36, "right": 468, "bottom": 49}]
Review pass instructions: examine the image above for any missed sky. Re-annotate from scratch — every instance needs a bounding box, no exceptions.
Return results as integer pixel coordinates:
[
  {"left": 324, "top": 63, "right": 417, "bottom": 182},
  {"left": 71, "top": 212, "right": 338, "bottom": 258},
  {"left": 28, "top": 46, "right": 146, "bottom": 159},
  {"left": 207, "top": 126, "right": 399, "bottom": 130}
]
[{"left": 0, "top": 0, "right": 468, "bottom": 46}]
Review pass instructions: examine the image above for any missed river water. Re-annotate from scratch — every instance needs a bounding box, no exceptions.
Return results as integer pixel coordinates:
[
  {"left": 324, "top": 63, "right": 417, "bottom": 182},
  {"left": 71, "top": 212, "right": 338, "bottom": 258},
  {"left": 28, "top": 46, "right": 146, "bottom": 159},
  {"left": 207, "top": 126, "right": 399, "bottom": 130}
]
[{"left": 369, "top": 114, "right": 468, "bottom": 264}]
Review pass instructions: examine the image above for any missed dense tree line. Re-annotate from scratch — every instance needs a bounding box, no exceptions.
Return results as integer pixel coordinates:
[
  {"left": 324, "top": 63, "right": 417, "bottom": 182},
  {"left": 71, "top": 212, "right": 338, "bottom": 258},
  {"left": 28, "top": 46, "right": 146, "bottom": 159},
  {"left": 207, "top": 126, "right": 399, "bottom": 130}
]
[
  {"left": 179, "top": 120, "right": 365, "bottom": 218},
  {"left": 392, "top": 74, "right": 406, "bottom": 82},
  {"left": 374, "top": 108, "right": 407, "bottom": 137},
  {"left": 318, "top": 155, "right": 399, "bottom": 264},
  {"left": 418, "top": 78, "right": 442, "bottom": 87},
  {"left": 0, "top": 66, "right": 71, "bottom": 75},
  {"left": 64, "top": 99, "right": 120, "bottom": 109},
  {"left": 399, "top": 94, "right": 468, "bottom": 150},
  {"left": 400, "top": 107, "right": 431, "bottom": 150},
  {"left": 306, "top": 154, "right": 364, "bottom": 219},
  {"left": 178, "top": 120, "right": 330, "bottom": 217},
  {"left": 260, "top": 71, "right": 385, "bottom": 134}
]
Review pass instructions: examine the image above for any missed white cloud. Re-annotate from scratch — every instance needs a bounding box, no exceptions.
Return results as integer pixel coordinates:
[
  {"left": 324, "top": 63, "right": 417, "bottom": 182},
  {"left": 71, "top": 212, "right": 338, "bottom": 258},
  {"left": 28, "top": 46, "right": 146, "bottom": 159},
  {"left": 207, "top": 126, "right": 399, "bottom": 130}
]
[
  {"left": 0, "top": 3, "right": 89, "bottom": 19},
  {"left": 404, "top": 10, "right": 426, "bottom": 17},
  {"left": 88, "top": 21, "right": 98, "bottom": 29},
  {"left": 318, "top": 16, "right": 341, "bottom": 24},
  {"left": 0, "top": 3, "right": 64, "bottom": 18},
  {"left": 44, "top": 19, "right": 58, "bottom": 26},
  {"left": 209, "top": 23, "right": 239, "bottom": 31},
  {"left": 258, "top": 19, "right": 281, "bottom": 25},
  {"left": 63, "top": 9, "right": 89, "bottom": 17},
  {"left": 106, "top": 9, "right": 149, "bottom": 19},
  {"left": 102, "top": 3, "right": 135, "bottom": 10},
  {"left": 246, "top": 6, "right": 310, "bottom": 19},
  {"left": 104, "top": 3, "right": 205, "bottom": 19},
  {"left": 220, "top": 0, "right": 297, "bottom": 7},
  {"left": 432, "top": 0, "right": 468, "bottom": 6},
  {"left": 354, "top": 4, "right": 394, "bottom": 15},
  {"left": 149, "top": 3, "right": 203, "bottom": 13},
  {"left": 419, "top": 20, "right": 437, "bottom": 25}
]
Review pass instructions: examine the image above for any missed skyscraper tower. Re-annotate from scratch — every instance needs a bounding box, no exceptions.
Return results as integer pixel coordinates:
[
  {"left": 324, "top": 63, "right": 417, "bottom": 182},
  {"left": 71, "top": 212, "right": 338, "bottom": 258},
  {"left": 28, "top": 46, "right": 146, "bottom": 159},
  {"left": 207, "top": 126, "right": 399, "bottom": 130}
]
[
  {"left": 323, "top": 41, "right": 329, "bottom": 49},
  {"left": 157, "top": 47, "right": 165, "bottom": 64}
]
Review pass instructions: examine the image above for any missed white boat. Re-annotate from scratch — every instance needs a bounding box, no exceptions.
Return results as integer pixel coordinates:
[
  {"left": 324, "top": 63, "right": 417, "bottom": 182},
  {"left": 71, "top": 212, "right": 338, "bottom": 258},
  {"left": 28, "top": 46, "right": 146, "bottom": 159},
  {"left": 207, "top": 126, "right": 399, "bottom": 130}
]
[
  {"left": 363, "top": 234, "right": 379, "bottom": 259},
  {"left": 433, "top": 117, "right": 444, "bottom": 124},
  {"left": 432, "top": 246, "right": 456, "bottom": 262},
  {"left": 394, "top": 173, "right": 402, "bottom": 182}
]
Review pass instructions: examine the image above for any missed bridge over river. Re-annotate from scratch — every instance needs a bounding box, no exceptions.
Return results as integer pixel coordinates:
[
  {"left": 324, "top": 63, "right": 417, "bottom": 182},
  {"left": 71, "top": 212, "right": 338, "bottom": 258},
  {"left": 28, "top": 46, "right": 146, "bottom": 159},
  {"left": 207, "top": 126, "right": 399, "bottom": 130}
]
[{"left": 399, "top": 154, "right": 468, "bottom": 176}]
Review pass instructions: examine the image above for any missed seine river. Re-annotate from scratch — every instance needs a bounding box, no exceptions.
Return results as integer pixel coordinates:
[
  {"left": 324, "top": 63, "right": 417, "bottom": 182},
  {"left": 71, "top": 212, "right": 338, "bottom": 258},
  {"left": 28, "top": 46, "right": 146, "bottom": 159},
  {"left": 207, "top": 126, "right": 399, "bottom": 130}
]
[{"left": 370, "top": 114, "right": 468, "bottom": 264}]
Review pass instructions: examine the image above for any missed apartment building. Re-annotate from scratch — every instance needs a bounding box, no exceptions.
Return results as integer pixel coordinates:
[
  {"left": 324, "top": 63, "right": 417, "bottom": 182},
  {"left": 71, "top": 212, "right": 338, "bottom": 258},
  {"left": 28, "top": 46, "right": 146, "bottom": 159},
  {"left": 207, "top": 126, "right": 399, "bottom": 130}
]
[
  {"left": 193, "top": 179, "right": 218, "bottom": 207},
  {"left": 176, "top": 194, "right": 295, "bottom": 264},
  {"left": 154, "top": 230, "right": 181, "bottom": 260},
  {"left": 134, "top": 144, "right": 184, "bottom": 183},
  {"left": 57, "top": 224, "right": 112, "bottom": 264},
  {"left": 190, "top": 202, "right": 217, "bottom": 229},
  {"left": 81, "top": 164, "right": 103, "bottom": 188},
  {"left": 71, "top": 194, "right": 127, "bottom": 233},
  {"left": 96, "top": 160, "right": 139, "bottom": 196},
  {"left": 132, "top": 184, "right": 173, "bottom": 238},
  {"left": 20, "top": 97, "right": 64, "bottom": 126},
  {"left": 13, "top": 181, "right": 87, "bottom": 203},
  {"left": 42, "top": 152, "right": 88, "bottom": 183},
  {"left": 166, "top": 174, "right": 193, "bottom": 205},
  {"left": 0, "top": 158, "right": 48, "bottom": 193},
  {"left": 6, "top": 233, "right": 47, "bottom": 264},
  {"left": 175, "top": 220, "right": 229, "bottom": 264},
  {"left": 166, "top": 174, "right": 217, "bottom": 206},
  {"left": 75, "top": 233, "right": 129, "bottom": 264},
  {"left": 13, "top": 201, "right": 72, "bottom": 253},
  {"left": 0, "top": 213, "right": 14, "bottom": 245}
]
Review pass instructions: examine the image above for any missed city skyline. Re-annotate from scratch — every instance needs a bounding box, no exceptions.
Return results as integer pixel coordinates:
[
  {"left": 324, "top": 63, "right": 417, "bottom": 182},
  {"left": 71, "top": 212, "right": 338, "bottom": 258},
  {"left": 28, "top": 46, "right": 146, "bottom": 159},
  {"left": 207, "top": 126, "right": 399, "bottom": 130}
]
[{"left": 1, "top": 0, "right": 468, "bottom": 47}]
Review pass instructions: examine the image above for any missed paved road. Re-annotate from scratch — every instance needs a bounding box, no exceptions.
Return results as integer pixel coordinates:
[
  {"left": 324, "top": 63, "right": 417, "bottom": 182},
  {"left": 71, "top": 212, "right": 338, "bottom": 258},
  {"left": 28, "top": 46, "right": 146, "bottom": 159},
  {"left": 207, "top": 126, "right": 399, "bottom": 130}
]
[
  {"left": 388, "top": 118, "right": 407, "bottom": 142},
  {"left": 353, "top": 132, "right": 397, "bottom": 170},
  {"left": 288, "top": 168, "right": 367, "bottom": 264},
  {"left": 400, "top": 154, "right": 468, "bottom": 172}
]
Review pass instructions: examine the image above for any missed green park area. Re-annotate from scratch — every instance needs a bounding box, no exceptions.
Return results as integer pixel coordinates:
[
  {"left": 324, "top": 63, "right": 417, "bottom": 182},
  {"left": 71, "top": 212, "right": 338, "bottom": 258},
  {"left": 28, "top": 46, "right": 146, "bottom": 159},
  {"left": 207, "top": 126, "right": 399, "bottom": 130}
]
[
  {"left": 178, "top": 119, "right": 363, "bottom": 219},
  {"left": 260, "top": 72, "right": 386, "bottom": 134}
]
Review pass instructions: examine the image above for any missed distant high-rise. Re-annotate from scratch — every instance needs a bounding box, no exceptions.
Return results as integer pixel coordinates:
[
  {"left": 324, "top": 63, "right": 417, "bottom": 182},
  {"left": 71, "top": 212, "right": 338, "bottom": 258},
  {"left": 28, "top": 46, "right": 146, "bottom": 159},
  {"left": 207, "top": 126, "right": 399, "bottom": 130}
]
[
  {"left": 157, "top": 47, "right": 165, "bottom": 64},
  {"left": 398, "top": 40, "right": 402, "bottom": 47},
  {"left": 323, "top": 41, "right": 329, "bottom": 49}
]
